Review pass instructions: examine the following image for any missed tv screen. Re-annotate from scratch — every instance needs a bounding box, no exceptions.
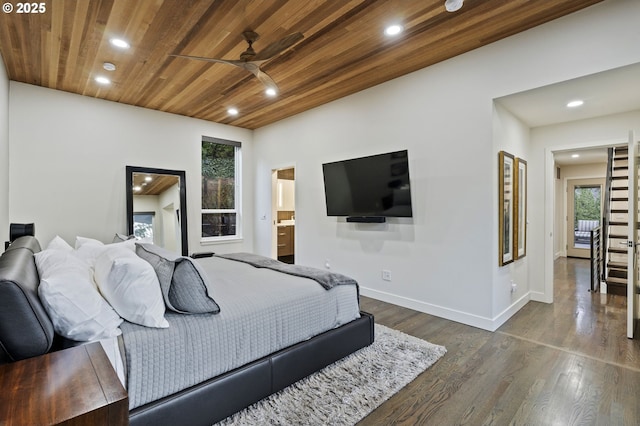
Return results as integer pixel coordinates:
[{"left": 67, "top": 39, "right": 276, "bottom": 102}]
[{"left": 322, "top": 150, "right": 413, "bottom": 218}]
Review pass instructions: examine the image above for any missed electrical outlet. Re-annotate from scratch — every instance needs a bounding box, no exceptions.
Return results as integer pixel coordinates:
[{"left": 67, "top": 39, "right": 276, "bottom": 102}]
[
  {"left": 325, "top": 259, "right": 331, "bottom": 269},
  {"left": 511, "top": 281, "right": 517, "bottom": 293},
  {"left": 382, "top": 270, "right": 392, "bottom": 281}
]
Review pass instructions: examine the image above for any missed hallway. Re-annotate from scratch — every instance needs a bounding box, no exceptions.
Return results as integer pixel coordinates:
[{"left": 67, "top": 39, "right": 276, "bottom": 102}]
[
  {"left": 498, "top": 257, "right": 638, "bottom": 370},
  {"left": 359, "top": 256, "right": 640, "bottom": 424}
]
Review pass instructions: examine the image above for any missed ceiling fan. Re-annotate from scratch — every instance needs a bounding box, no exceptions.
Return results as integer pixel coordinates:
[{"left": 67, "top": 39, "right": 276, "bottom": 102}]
[{"left": 171, "top": 30, "right": 304, "bottom": 93}]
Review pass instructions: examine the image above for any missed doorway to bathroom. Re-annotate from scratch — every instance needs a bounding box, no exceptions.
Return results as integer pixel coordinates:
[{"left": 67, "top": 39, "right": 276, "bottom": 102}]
[{"left": 271, "top": 167, "right": 295, "bottom": 264}]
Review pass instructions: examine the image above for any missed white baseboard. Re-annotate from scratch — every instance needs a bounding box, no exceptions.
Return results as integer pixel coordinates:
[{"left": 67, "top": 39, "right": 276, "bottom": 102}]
[
  {"left": 361, "top": 287, "right": 531, "bottom": 332},
  {"left": 529, "top": 291, "right": 551, "bottom": 303},
  {"left": 491, "top": 292, "right": 530, "bottom": 330}
]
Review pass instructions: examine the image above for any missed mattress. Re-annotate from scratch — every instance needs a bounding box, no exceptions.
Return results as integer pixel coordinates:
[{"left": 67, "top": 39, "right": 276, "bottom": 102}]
[{"left": 120, "top": 256, "right": 360, "bottom": 409}]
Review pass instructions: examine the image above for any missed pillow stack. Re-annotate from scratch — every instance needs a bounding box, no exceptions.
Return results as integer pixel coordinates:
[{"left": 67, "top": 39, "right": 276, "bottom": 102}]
[
  {"left": 35, "top": 236, "right": 124, "bottom": 341},
  {"left": 36, "top": 235, "right": 170, "bottom": 342}
]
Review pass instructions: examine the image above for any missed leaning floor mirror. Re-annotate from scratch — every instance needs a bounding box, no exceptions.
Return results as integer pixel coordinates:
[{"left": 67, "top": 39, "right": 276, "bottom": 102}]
[{"left": 126, "top": 166, "right": 188, "bottom": 256}]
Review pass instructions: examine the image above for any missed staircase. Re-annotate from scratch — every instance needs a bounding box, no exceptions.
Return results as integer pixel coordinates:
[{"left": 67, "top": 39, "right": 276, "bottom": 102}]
[{"left": 605, "top": 146, "right": 629, "bottom": 296}]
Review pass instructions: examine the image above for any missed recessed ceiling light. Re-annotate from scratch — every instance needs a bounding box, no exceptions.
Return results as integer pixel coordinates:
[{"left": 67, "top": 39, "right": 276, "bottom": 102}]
[
  {"left": 567, "top": 100, "right": 584, "bottom": 108},
  {"left": 571, "top": 154, "right": 580, "bottom": 158},
  {"left": 444, "top": 0, "right": 464, "bottom": 12},
  {"left": 133, "top": 186, "right": 142, "bottom": 191},
  {"left": 384, "top": 25, "right": 403, "bottom": 36},
  {"left": 228, "top": 107, "right": 239, "bottom": 115},
  {"left": 95, "top": 76, "right": 111, "bottom": 85},
  {"left": 103, "top": 62, "right": 116, "bottom": 71},
  {"left": 110, "top": 38, "right": 130, "bottom": 49},
  {"left": 144, "top": 176, "right": 152, "bottom": 182},
  {"left": 265, "top": 88, "right": 277, "bottom": 97}
]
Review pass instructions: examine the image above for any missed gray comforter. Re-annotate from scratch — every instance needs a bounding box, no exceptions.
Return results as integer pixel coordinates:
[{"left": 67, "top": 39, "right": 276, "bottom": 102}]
[{"left": 120, "top": 255, "right": 360, "bottom": 409}]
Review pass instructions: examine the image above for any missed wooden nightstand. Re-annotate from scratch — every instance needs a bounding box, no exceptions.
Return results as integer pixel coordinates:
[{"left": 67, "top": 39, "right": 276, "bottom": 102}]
[{"left": 0, "top": 342, "right": 128, "bottom": 425}]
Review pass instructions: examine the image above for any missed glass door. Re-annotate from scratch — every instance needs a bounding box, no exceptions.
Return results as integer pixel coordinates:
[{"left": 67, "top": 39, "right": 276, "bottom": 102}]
[{"left": 567, "top": 179, "right": 604, "bottom": 258}]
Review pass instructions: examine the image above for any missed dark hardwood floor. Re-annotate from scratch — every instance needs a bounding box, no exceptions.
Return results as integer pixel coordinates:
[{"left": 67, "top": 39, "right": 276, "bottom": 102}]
[{"left": 358, "top": 257, "right": 640, "bottom": 425}]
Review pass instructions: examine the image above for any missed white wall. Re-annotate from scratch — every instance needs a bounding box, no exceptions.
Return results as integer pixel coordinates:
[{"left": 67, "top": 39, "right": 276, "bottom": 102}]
[
  {"left": 8, "top": 83, "right": 254, "bottom": 253},
  {"left": 0, "top": 54, "right": 9, "bottom": 243},
  {"left": 253, "top": 0, "right": 640, "bottom": 330},
  {"left": 492, "top": 102, "right": 530, "bottom": 321}
]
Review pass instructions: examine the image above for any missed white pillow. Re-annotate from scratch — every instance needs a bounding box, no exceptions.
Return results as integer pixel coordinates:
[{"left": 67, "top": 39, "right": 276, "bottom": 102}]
[
  {"left": 94, "top": 248, "right": 169, "bottom": 328},
  {"left": 35, "top": 249, "right": 123, "bottom": 341},
  {"left": 46, "top": 235, "right": 73, "bottom": 252},
  {"left": 75, "top": 236, "right": 103, "bottom": 249},
  {"left": 75, "top": 237, "right": 136, "bottom": 266}
]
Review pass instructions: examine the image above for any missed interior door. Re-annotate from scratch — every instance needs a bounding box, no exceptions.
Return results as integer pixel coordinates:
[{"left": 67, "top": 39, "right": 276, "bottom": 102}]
[
  {"left": 627, "top": 131, "right": 638, "bottom": 339},
  {"left": 566, "top": 178, "right": 604, "bottom": 258}
]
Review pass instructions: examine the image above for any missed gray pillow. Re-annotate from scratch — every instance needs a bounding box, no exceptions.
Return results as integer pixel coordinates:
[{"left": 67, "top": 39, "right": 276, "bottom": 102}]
[
  {"left": 112, "top": 233, "right": 135, "bottom": 243},
  {"left": 135, "top": 243, "right": 220, "bottom": 314}
]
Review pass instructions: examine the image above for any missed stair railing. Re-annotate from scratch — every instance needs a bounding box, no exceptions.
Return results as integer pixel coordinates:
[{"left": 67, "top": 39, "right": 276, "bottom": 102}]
[
  {"left": 601, "top": 147, "right": 614, "bottom": 281},
  {"left": 590, "top": 226, "right": 602, "bottom": 292}
]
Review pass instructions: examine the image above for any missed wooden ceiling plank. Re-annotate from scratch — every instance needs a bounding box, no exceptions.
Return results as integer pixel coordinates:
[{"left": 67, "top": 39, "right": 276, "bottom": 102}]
[
  {"left": 0, "top": 0, "right": 605, "bottom": 130},
  {"left": 56, "top": 1, "right": 80, "bottom": 89},
  {"left": 133, "top": 173, "right": 179, "bottom": 196},
  {"left": 75, "top": 0, "right": 107, "bottom": 95},
  {"left": 45, "top": 3, "right": 65, "bottom": 89},
  {"left": 233, "top": 0, "right": 604, "bottom": 128},
  {"left": 117, "top": 1, "right": 231, "bottom": 106},
  {"left": 98, "top": 0, "right": 169, "bottom": 101},
  {"left": 0, "top": 11, "right": 30, "bottom": 82}
]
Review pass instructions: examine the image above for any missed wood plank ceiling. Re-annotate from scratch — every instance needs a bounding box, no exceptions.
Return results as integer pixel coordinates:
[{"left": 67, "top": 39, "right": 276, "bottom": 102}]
[
  {"left": 0, "top": 0, "right": 603, "bottom": 130},
  {"left": 132, "top": 173, "right": 179, "bottom": 196}
]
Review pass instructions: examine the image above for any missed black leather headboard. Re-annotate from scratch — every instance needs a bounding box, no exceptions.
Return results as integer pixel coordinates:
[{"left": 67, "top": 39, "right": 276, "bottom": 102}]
[{"left": 0, "top": 236, "right": 54, "bottom": 363}]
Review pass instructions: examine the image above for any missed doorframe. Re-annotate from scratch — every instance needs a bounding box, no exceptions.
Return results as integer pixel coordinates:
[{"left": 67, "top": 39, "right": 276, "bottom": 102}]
[
  {"left": 627, "top": 130, "right": 638, "bottom": 339},
  {"left": 565, "top": 178, "right": 605, "bottom": 258},
  {"left": 270, "top": 165, "right": 296, "bottom": 260},
  {"left": 543, "top": 137, "right": 627, "bottom": 304}
]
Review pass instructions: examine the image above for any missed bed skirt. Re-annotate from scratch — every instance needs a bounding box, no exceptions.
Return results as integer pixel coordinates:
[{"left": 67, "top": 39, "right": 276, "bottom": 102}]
[{"left": 129, "top": 311, "right": 375, "bottom": 426}]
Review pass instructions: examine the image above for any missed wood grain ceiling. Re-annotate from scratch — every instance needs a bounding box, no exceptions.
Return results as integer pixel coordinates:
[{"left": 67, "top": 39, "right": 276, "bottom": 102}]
[
  {"left": 0, "top": 0, "right": 602, "bottom": 130},
  {"left": 132, "top": 173, "right": 179, "bottom": 196}
]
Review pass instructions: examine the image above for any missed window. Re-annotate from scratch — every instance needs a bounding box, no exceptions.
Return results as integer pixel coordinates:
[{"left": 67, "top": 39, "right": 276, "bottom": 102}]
[
  {"left": 133, "top": 212, "right": 154, "bottom": 240},
  {"left": 201, "top": 136, "right": 241, "bottom": 240},
  {"left": 572, "top": 185, "right": 601, "bottom": 249}
]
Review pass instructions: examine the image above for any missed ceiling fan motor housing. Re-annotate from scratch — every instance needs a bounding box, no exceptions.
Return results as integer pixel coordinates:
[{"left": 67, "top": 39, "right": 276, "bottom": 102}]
[{"left": 240, "top": 31, "right": 260, "bottom": 61}]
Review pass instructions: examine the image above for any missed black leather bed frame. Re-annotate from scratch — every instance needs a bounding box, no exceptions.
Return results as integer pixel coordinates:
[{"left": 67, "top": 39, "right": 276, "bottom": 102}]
[{"left": 0, "top": 236, "right": 375, "bottom": 425}]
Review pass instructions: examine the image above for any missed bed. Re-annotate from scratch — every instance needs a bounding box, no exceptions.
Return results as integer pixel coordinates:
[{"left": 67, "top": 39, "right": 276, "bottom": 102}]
[{"left": 0, "top": 235, "right": 374, "bottom": 425}]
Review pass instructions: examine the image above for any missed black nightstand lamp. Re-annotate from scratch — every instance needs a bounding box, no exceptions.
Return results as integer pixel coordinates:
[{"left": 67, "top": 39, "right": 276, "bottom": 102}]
[{"left": 5, "top": 223, "right": 35, "bottom": 250}]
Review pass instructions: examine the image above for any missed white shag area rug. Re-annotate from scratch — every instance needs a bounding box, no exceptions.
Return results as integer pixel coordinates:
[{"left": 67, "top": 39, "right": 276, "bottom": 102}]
[{"left": 216, "top": 324, "right": 447, "bottom": 426}]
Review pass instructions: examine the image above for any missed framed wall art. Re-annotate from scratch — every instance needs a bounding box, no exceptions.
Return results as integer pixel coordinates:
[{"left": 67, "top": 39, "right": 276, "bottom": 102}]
[
  {"left": 514, "top": 158, "right": 527, "bottom": 259},
  {"left": 498, "top": 151, "right": 515, "bottom": 266}
]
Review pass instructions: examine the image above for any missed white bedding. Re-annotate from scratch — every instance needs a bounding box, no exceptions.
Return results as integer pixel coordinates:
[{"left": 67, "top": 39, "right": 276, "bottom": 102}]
[{"left": 98, "top": 337, "right": 126, "bottom": 386}]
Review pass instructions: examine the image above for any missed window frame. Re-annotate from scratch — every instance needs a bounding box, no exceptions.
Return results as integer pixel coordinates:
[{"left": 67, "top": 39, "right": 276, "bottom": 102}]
[{"left": 201, "top": 136, "right": 242, "bottom": 243}]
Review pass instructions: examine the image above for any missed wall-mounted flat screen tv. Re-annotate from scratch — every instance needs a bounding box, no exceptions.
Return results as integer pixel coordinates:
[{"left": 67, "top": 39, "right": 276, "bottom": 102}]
[{"left": 322, "top": 149, "right": 413, "bottom": 219}]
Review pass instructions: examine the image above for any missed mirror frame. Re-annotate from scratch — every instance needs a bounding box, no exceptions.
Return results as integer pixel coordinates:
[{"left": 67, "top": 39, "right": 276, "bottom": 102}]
[{"left": 126, "top": 166, "right": 188, "bottom": 256}]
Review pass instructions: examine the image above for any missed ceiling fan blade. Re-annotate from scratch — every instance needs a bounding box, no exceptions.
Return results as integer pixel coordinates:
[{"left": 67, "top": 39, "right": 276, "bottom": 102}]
[
  {"left": 249, "top": 67, "right": 279, "bottom": 92},
  {"left": 170, "top": 54, "right": 245, "bottom": 68},
  {"left": 253, "top": 32, "right": 304, "bottom": 61}
]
